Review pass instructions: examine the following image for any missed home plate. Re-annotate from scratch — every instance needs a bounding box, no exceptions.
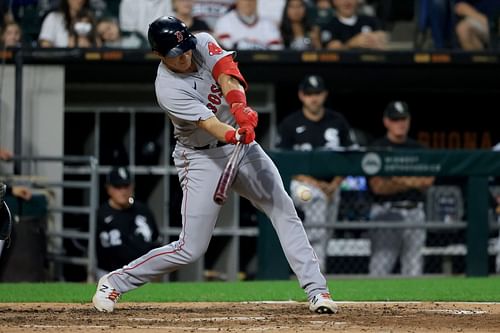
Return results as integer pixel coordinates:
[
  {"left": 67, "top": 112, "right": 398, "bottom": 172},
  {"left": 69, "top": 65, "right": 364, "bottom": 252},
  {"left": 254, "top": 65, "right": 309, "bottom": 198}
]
[{"left": 424, "top": 309, "right": 487, "bottom": 315}]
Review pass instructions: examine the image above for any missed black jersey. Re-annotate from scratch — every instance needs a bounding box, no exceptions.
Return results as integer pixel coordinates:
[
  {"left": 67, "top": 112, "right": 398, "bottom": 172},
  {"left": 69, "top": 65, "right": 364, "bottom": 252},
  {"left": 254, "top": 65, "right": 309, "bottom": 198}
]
[
  {"left": 320, "top": 15, "right": 382, "bottom": 47},
  {"left": 277, "top": 108, "right": 357, "bottom": 151},
  {"left": 368, "top": 136, "right": 427, "bottom": 203},
  {"left": 96, "top": 201, "right": 160, "bottom": 272}
]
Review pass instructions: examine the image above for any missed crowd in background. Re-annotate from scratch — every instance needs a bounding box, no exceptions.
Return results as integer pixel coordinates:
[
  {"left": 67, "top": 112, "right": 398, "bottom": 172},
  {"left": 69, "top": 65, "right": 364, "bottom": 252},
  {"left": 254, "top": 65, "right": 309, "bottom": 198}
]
[{"left": 1, "top": 0, "right": 500, "bottom": 51}]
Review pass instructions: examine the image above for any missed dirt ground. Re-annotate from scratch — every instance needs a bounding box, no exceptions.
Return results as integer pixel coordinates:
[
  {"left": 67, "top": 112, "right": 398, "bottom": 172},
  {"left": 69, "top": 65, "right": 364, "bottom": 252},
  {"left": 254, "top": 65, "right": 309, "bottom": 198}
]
[{"left": 1, "top": 302, "right": 499, "bottom": 333}]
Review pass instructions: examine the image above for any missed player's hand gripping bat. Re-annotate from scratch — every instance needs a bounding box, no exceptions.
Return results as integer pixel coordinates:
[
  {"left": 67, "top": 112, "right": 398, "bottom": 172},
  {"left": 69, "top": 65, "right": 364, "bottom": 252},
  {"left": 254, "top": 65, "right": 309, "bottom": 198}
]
[{"left": 213, "top": 142, "right": 243, "bottom": 205}]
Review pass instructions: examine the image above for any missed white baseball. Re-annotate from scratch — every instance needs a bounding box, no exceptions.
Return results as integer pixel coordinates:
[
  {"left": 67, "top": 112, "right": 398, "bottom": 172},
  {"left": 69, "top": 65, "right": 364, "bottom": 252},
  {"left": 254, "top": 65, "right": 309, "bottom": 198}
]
[{"left": 296, "top": 185, "right": 312, "bottom": 202}]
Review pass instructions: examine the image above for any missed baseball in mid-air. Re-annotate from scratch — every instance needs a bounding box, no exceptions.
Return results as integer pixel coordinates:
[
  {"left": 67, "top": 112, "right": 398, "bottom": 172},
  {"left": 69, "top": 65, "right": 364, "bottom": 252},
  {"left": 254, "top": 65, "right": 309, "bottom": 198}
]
[{"left": 296, "top": 185, "right": 312, "bottom": 202}]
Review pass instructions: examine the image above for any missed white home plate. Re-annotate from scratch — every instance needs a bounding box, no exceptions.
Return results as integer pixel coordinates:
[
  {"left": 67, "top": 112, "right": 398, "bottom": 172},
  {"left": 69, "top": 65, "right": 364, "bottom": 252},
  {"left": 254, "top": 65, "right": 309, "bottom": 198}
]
[{"left": 424, "top": 309, "right": 487, "bottom": 315}]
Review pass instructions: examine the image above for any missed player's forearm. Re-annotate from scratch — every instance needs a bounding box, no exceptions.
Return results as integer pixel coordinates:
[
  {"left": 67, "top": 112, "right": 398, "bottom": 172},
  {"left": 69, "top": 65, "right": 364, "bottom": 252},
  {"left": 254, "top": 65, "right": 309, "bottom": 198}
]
[
  {"left": 329, "top": 176, "right": 344, "bottom": 187},
  {"left": 369, "top": 177, "right": 411, "bottom": 195},
  {"left": 392, "top": 176, "right": 435, "bottom": 189},
  {"left": 218, "top": 73, "right": 244, "bottom": 100},
  {"left": 197, "top": 116, "right": 235, "bottom": 142}
]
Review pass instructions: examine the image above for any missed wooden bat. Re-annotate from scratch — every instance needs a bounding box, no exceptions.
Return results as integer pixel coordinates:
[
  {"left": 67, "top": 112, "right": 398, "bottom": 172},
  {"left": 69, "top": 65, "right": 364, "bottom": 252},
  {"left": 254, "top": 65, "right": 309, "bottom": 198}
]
[{"left": 213, "top": 142, "right": 243, "bottom": 205}]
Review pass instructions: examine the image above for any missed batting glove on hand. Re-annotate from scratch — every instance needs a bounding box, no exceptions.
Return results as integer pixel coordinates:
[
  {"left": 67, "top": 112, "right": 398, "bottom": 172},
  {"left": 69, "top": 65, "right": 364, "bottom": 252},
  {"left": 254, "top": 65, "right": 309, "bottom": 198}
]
[
  {"left": 225, "top": 126, "right": 255, "bottom": 144},
  {"left": 231, "top": 104, "right": 258, "bottom": 129}
]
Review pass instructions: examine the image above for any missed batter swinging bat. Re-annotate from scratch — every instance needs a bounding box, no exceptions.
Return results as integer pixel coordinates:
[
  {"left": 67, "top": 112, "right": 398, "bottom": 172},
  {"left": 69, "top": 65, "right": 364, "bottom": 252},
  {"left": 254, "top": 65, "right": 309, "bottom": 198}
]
[{"left": 213, "top": 142, "right": 243, "bottom": 205}]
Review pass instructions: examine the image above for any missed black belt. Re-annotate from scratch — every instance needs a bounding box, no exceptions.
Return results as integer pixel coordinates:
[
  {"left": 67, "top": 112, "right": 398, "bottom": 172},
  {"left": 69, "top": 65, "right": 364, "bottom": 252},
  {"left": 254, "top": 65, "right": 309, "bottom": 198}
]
[
  {"left": 388, "top": 201, "right": 422, "bottom": 209},
  {"left": 193, "top": 141, "right": 227, "bottom": 150}
]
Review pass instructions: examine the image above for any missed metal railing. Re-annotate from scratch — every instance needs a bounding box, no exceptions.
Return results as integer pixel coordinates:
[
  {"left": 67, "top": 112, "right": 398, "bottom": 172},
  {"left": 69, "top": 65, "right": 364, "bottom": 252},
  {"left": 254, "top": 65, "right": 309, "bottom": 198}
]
[{"left": 1, "top": 155, "right": 99, "bottom": 282}]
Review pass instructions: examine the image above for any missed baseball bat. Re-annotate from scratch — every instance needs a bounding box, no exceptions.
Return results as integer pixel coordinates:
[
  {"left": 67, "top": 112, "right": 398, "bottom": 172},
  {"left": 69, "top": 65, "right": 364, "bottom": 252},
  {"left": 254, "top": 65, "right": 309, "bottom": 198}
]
[{"left": 213, "top": 142, "right": 243, "bottom": 205}]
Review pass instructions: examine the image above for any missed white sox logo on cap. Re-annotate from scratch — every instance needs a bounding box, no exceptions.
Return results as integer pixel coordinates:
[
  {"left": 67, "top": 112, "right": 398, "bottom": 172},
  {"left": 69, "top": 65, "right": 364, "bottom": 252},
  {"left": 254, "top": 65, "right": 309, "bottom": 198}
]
[{"left": 175, "top": 31, "right": 184, "bottom": 43}]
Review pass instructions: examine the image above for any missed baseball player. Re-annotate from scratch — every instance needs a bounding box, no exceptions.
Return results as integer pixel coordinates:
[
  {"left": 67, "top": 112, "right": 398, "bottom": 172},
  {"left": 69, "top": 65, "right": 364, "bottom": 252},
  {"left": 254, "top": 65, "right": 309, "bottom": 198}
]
[
  {"left": 92, "top": 16, "right": 337, "bottom": 314},
  {"left": 277, "top": 74, "right": 358, "bottom": 273},
  {"left": 95, "top": 167, "right": 160, "bottom": 279},
  {"left": 368, "top": 101, "right": 434, "bottom": 276}
]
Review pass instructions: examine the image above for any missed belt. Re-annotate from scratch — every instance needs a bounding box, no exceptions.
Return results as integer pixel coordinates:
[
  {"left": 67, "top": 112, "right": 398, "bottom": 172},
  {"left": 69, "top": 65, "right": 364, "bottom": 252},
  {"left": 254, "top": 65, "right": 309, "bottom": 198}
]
[
  {"left": 388, "top": 201, "right": 422, "bottom": 209},
  {"left": 192, "top": 141, "right": 227, "bottom": 150}
]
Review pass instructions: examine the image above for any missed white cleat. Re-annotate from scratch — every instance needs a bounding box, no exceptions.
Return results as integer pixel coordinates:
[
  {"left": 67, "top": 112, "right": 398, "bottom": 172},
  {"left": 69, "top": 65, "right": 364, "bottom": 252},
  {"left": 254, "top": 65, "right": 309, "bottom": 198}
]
[
  {"left": 92, "top": 275, "right": 121, "bottom": 312},
  {"left": 309, "top": 292, "right": 338, "bottom": 314}
]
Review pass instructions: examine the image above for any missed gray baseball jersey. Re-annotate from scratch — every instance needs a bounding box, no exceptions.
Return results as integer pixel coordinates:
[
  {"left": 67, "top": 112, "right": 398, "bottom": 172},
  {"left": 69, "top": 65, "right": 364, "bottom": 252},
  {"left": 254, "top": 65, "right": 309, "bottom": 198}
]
[
  {"left": 155, "top": 32, "right": 235, "bottom": 148},
  {"left": 107, "top": 33, "right": 331, "bottom": 300}
]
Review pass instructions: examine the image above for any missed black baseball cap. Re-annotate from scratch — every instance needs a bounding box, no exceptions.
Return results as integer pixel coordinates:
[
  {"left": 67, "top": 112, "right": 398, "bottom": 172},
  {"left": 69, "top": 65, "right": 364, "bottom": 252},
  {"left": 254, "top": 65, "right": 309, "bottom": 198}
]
[
  {"left": 299, "top": 75, "right": 327, "bottom": 93},
  {"left": 107, "top": 166, "right": 131, "bottom": 187},
  {"left": 384, "top": 101, "right": 410, "bottom": 120}
]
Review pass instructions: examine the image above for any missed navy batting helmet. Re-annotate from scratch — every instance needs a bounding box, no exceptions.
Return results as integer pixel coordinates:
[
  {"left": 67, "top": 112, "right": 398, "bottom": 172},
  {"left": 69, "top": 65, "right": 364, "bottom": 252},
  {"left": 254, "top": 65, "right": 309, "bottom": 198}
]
[{"left": 148, "top": 16, "right": 197, "bottom": 57}]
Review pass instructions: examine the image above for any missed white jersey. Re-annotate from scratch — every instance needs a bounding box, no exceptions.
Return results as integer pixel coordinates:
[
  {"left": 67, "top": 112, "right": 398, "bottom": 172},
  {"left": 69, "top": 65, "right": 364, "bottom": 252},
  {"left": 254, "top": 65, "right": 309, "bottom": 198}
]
[
  {"left": 119, "top": 0, "right": 173, "bottom": 40},
  {"left": 192, "top": 0, "right": 236, "bottom": 30},
  {"left": 38, "top": 11, "right": 69, "bottom": 47},
  {"left": 154, "top": 33, "right": 236, "bottom": 148},
  {"left": 214, "top": 11, "right": 283, "bottom": 50},
  {"left": 257, "top": 0, "right": 286, "bottom": 28}
]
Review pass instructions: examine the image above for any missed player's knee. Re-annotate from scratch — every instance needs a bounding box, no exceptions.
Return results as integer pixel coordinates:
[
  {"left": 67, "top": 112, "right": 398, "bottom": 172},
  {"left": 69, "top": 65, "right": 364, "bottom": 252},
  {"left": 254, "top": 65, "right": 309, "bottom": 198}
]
[{"left": 181, "top": 245, "right": 208, "bottom": 264}]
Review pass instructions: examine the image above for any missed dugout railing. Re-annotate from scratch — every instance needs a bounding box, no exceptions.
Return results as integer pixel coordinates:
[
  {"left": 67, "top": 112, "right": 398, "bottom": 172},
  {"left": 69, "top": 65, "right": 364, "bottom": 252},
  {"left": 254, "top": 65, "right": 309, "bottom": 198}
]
[
  {"left": 257, "top": 149, "right": 500, "bottom": 279},
  {"left": 0, "top": 155, "right": 99, "bottom": 282}
]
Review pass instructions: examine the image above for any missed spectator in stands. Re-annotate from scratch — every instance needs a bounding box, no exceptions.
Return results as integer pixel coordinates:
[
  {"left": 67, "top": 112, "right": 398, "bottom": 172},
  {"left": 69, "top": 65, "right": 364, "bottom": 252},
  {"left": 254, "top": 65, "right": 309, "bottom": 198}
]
[
  {"left": 192, "top": 0, "right": 235, "bottom": 31},
  {"left": 315, "top": 0, "right": 336, "bottom": 32},
  {"left": 38, "top": 0, "right": 96, "bottom": 47},
  {"left": 367, "top": 101, "right": 434, "bottom": 276},
  {"left": 0, "top": 21, "right": 22, "bottom": 47},
  {"left": 119, "top": 0, "right": 173, "bottom": 41},
  {"left": 415, "top": 0, "right": 455, "bottom": 49},
  {"left": 173, "top": 0, "right": 210, "bottom": 33},
  {"left": 214, "top": 0, "right": 283, "bottom": 50},
  {"left": 320, "top": 0, "right": 388, "bottom": 50},
  {"left": 257, "top": 0, "right": 286, "bottom": 28},
  {"left": 96, "top": 166, "right": 160, "bottom": 279},
  {"left": 280, "top": 0, "right": 321, "bottom": 50},
  {"left": 1, "top": 0, "right": 40, "bottom": 46},
  {"left": 96, "top": 16, "right": 148, "bottom": 49},
  {"left": 0, "top": 148, "right": 32, "bottom": 201},
  {"left": 276, "top": 74, "right": 358, "bottom": 272},
  {"left": 454, "top": 0, "right": 500, "bottom": 50},
  {"left": 88, "top": 0, "right": 107, "bottom": 19},
  {"left": 68, "top": 9, "right": 101, "bottom": 47}
]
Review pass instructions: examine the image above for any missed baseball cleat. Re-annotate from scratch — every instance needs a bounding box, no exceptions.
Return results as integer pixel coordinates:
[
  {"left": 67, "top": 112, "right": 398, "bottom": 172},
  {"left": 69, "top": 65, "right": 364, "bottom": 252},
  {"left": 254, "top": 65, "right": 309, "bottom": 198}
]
[
  {"left": 92, "top": 275, "right": 121, "bottom": 312},
  {"left": 309, "top": 292, "right": 338, "bottom": 314}
]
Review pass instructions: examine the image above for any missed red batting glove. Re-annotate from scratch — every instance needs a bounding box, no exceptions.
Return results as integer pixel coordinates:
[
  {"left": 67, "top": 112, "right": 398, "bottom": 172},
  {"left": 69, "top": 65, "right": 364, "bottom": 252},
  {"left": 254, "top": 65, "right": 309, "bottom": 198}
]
[
  {"left": 230, "top": 104, "right": 258, "bottom": 129},
  {"left": 225, "top": 126, "right": 255, "bottom": 144}
]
